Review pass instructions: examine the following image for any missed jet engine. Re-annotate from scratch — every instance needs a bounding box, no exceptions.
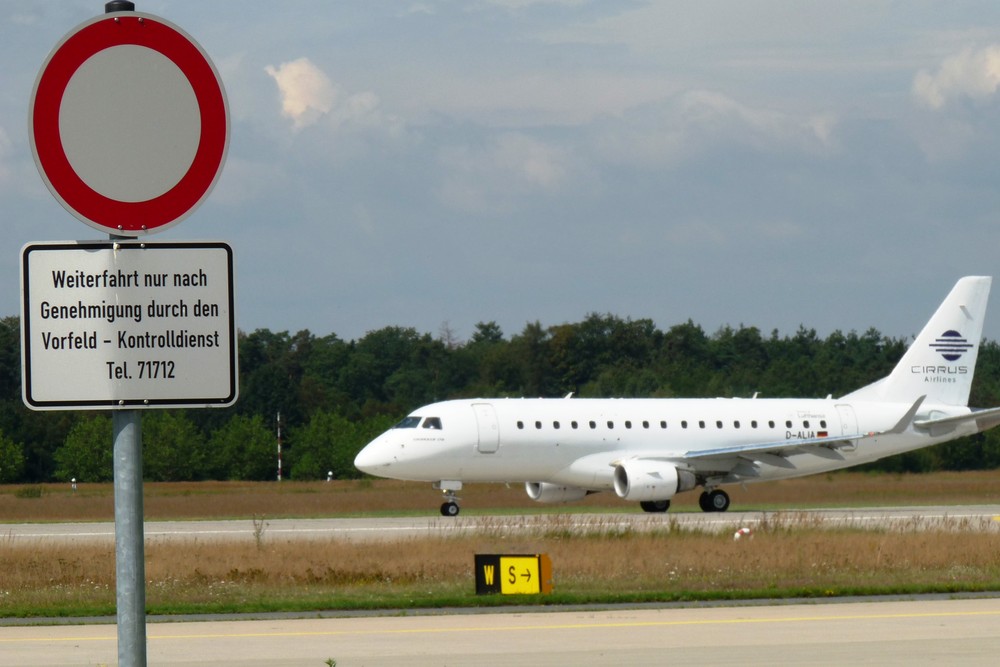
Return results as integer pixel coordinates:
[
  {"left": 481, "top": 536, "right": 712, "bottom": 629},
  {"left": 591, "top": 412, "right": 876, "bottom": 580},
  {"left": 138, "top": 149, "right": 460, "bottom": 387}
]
[
  {"left": 525, "top": 482, "right": 589, "bottom": 503},
  {"left": 613, "top": 460, "right": 697, "bottom": 502}
]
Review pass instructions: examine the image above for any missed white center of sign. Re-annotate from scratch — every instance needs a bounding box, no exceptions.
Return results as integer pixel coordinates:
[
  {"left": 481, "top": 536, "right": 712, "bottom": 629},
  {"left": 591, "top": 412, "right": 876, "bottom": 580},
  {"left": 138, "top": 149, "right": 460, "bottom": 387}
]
[{"left": 59, "top": 45, "right": 201, "bottom": 203}]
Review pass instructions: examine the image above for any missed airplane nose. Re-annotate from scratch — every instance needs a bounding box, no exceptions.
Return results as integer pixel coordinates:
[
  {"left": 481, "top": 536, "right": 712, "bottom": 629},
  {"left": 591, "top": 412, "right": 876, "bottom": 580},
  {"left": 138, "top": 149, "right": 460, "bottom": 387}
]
[{"left": 354, "top": 442, "right": 388, "bottom": 474}]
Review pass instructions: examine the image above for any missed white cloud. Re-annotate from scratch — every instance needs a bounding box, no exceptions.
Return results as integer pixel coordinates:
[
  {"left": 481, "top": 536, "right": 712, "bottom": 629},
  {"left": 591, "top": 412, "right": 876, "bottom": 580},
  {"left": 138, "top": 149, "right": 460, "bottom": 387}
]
[
  {"left": 594, "top": 90, "right": 837, "bottom": 168},
  {"left": 438, "top": 133, "right": 571, "bottom": 214},
  {"left": 264, "top": 57, "right": 398, "bottom": 139},
  {"left": 913, "top": 45, "right": 1000, "bottom": 109},
  {"left": 264, "top": 57, "right": 336, "bottom": 129},
  {"left": 678, "top": 91, "right": 837, "bottom": 152}
]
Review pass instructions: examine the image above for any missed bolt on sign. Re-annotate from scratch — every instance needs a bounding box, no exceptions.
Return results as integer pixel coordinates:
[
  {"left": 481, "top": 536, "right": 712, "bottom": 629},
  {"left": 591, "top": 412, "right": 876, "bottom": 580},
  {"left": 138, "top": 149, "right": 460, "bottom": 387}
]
[{"left": 475, "top": 554, "right": 553, "bottom": 595}]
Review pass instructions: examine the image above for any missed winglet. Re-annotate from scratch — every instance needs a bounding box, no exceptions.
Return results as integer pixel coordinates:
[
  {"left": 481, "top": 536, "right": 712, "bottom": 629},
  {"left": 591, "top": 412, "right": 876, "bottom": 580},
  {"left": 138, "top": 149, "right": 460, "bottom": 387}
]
[{"left": 885, "top": 395, "right": 926, "bottom": 435}]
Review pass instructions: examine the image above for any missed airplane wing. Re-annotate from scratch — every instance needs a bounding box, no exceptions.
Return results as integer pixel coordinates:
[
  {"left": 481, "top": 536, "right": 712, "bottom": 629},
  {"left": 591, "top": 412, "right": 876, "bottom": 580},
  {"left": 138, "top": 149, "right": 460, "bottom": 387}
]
[
  {"left": 600, "top": 395, "right": 973, "bottom": 485},
  {"left": 683, "top": 432, "right": 864, "bottom": 465},
  {"left": 681, "top": 395, "right": 927, "bottom": 466}
]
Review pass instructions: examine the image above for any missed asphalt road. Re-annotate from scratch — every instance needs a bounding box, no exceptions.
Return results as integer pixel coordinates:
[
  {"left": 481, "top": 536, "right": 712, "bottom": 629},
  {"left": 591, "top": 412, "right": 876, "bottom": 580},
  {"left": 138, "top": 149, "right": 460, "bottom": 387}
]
[
  {"left": 3, "top": 505, "right": 999, "bottom": 543},
  {"left": 3, "top": 597, "right": 1000, "bottom": 666}
]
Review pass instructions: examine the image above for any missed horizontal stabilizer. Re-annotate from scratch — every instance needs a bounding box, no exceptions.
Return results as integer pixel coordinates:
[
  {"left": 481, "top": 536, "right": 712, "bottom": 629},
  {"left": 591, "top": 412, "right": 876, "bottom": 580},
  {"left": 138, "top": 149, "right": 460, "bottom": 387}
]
[{"left": 914, "top": 405, "right": 1000, "bottom": 436}]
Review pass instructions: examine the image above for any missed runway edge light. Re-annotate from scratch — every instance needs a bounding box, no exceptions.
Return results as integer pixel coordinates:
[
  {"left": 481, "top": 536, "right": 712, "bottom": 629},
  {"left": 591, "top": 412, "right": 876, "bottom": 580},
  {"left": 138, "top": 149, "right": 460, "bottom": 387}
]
[{"left": 475, "top": 554, "right": 553, "bottom": 595}]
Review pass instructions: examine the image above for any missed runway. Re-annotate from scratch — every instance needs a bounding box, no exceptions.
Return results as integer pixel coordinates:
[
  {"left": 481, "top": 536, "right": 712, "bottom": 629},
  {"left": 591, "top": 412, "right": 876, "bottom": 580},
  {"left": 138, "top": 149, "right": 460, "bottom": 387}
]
[
  {"left": 3, "top": 505, "right": 999, "bottom": 543},
  {"left": 2, "top": 597, "right": 1000, "bottom": 666}
]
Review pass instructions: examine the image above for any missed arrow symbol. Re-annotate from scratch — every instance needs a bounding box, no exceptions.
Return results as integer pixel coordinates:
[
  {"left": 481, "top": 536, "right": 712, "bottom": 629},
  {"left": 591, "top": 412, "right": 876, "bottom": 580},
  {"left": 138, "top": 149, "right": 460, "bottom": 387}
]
[{"left": 521, "top": 570, "right": 532, "bottom": 582}]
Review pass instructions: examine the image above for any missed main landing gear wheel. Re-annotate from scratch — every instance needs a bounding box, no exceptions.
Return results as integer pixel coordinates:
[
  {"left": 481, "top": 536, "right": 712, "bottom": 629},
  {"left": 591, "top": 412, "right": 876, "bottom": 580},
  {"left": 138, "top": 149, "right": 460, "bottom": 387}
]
[
  {"left": 698, "top": 489, "right": 730, "bottom": 513},
  {"left": 639, "top": 500, "right": 671, "bottom": 513}
]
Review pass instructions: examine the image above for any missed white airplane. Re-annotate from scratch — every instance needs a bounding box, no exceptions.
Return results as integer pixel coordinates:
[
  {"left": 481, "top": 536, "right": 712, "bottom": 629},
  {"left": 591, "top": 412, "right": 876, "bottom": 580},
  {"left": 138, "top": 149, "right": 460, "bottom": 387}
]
[{"left": 355, "top": 277, "right": 1000, "bottom": 516}]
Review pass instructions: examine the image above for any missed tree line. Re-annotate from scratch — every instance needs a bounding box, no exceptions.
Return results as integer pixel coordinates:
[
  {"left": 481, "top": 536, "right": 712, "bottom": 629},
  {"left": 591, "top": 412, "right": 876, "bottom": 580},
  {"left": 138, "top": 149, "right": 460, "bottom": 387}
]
[{"left": 2, "top": 313, "right": 1000, "bottom": 484}]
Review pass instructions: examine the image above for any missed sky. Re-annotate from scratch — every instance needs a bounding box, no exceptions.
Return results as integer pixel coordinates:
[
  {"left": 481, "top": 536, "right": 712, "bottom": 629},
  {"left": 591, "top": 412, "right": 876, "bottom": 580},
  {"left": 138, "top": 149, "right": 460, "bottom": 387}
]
[{"left": 4, "top": 1, "right": 1000, "bottom": 345}]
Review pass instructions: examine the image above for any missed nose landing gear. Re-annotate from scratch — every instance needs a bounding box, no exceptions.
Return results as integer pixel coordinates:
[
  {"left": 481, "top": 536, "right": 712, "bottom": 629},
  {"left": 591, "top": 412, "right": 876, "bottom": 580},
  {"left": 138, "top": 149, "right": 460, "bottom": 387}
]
[{"left": 434, "top": 481, "right": 463, "bottom": 517}]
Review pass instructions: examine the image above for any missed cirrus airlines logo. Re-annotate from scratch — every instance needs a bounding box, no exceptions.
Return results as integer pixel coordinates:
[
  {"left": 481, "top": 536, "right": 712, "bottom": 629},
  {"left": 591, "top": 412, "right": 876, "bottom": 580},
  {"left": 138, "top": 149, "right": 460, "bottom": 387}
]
[{"left": 929, "top": 330, "right": 973, "bottom": 361}]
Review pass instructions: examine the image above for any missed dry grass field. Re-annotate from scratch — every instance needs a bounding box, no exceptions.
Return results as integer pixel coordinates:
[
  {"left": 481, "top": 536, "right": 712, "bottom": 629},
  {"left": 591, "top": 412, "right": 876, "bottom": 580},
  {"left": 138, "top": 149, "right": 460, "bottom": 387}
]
[{"left": 2, "top": 472, "right": 1000, "bottom": 617}]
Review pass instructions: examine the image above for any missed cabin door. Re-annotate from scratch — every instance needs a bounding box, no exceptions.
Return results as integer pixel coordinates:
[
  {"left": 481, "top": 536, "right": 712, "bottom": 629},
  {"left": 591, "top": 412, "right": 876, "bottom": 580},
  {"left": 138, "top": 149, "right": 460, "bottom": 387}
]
[
  {"left": 472, "top": 403, "right": 500, "bottom": 453},
  {"left": 835, "top": 404, "right": 858, "bottom": 452}
]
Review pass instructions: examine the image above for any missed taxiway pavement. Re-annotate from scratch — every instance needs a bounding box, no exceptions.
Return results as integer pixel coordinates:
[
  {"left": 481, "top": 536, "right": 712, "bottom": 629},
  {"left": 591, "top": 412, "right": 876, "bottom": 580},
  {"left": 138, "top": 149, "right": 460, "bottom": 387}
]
[{"left": 2, "top": 597, "right": 1000, "bottom": 665}]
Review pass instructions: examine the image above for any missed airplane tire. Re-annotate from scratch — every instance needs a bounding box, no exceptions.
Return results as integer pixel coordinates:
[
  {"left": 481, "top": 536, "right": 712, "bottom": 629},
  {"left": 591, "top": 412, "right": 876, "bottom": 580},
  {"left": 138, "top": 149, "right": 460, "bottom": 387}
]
[
  {"left": 440, "top": 501, "right": 460, "bottom": 517},
  {"left": 698, "top": 491, "right": 712, "bottom": 512},
  {"left": 639, "top": 500, "right": 670, "bottom": 513},
  {"left": 707, "top": 489, "right": 730, "bottom": 512},
  {"left": 699, "top": 490, "right": 730, "bottom": 512}
]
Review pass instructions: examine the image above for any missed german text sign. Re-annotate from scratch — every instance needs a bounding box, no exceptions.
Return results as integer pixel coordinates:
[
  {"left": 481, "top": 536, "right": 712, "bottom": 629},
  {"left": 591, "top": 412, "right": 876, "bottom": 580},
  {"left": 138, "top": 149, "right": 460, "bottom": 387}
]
[{"left": 21, "top": 241, "right": 237, "bottom": 409}]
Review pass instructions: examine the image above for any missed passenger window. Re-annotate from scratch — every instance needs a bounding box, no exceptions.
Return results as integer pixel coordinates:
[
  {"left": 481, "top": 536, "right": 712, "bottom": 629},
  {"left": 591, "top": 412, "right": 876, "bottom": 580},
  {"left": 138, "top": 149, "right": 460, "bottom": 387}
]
[
  {"left": 681, "top": 421, "right": 688, "bottom": 429},
  {"left": 589, "top": 421, "right": 597, "bottom": 429},
  {"left": 785, "top": 420, "right": 793, "bottom": 428},
  {"left": 553, "top": 421, "right": 560, "bottom": 429},
  {"left": 699, "top": 421, "right": 706, "bottom": 429},
  {"left": 571, "top": 421, "right": 579, "bottom": 429},
  {"left": 769, "top": 420, "right": 775, "bottom": 428},
  {"left": 517, "top": 421, "right": 524, "bottom": 430},
  {"left": 625, "top": 421, "right": 632, "bottom": 429},
  {"left": 423, "top": 417, "right": 442, "bottom": 430},
  {"left": 820, "top": 420, "right": 827, "bottom": 428},
  {"left": 803, "top": 420, "right": 810, "bottom": 428},
  {"left": 716, "top": 421, "right": 723, "bottom": 429},
  {"left": 535, "top": 421, "right": 542, "bottom": 429},
  {"left": 607, "top": 421, "right": 615, "bottom": 429},
  {"left": 734, "top": 421, "right": 740, "bottom": 429},
  {"left": 660, "top": 421, "right": 667, "bottom": 429},
  {"left": 751, "top": 421, "right": 758, "bottom": 428}
]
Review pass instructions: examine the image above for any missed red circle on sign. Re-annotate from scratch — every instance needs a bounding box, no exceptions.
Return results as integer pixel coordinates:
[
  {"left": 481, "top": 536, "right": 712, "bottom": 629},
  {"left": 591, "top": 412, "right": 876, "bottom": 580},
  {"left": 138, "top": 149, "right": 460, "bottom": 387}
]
[{"left": 30, "top": 14, "right": 228, "bottom": 235}]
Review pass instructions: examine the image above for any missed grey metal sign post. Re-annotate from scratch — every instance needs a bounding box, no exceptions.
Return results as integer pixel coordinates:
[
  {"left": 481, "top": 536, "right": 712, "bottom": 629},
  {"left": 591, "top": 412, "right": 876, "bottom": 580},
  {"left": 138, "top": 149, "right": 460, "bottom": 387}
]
[{"left": 113, "top": 408, "right": 145, "bottom": 665}]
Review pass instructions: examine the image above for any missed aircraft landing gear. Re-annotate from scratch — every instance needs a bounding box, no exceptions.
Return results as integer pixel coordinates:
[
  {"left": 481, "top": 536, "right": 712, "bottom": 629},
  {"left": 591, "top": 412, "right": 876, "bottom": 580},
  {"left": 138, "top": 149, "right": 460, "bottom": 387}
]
[
  {"left": 639, "top": 499, "right": 671, "bottom": 513},
  {"left": 434, "top": 481, "right": 463, "bottom": 517},
  {"left": 699, "top": 489, "right": 730, "bottom": 513}
]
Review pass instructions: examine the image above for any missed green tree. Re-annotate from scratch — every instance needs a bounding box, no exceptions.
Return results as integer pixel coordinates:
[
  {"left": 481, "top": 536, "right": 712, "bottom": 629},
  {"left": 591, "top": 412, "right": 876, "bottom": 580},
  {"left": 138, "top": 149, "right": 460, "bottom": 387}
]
[
  {"left": 143, "top": 412, "right": 206, "bottom": 481},
  {"left": 0, "top": 430, "right": 26, "bottom": 483},
  {"left": 53, "top": 415, "right": 113, "bottom": 482},
  {"left": 208, "top": 414, "right": 276, "bottom": 480},
  {"left": 510, "top": 321, "right": 556, "bottom": 396},
  {"left": 289, "top": 411, "right": 397, "bottom": 480}
]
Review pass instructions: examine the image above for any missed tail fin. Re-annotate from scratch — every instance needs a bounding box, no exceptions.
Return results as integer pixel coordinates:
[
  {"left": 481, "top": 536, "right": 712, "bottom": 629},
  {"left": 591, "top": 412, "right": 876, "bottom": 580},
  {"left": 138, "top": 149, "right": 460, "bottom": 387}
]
[{"left": 841, "top": 276, "right": 992, "bottom": 406}]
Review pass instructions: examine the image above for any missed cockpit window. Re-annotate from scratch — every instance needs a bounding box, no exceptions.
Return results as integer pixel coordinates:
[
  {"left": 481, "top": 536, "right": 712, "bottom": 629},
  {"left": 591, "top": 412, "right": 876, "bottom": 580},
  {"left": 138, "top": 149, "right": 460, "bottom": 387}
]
[
  {"left": 422, "top": 417, "right": 443, "bottom": 430},
  {"left": 393, "top": 416, "right": 422, "bottom": 429}
]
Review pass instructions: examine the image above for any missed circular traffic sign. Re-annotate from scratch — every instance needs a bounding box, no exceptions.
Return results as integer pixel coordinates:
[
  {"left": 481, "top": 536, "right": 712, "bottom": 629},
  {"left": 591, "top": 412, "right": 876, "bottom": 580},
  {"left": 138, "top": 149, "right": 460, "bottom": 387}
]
[{"left": 29, "top": 12, "right": 229, "bottom": 236}]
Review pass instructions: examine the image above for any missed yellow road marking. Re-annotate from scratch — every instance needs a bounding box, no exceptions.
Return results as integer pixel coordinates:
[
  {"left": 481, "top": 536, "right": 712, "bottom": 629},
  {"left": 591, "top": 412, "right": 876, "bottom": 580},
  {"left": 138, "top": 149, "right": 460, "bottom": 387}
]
[{"left": 4, "top": 608, "right": 1000, "bottom": 644}]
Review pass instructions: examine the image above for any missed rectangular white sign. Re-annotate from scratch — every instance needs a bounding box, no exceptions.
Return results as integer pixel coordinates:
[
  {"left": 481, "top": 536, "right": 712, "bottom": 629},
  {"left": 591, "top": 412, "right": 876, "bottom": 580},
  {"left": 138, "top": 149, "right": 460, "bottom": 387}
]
[{"left": 21, "top": 241, "right": 238, "bottom": 410}]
